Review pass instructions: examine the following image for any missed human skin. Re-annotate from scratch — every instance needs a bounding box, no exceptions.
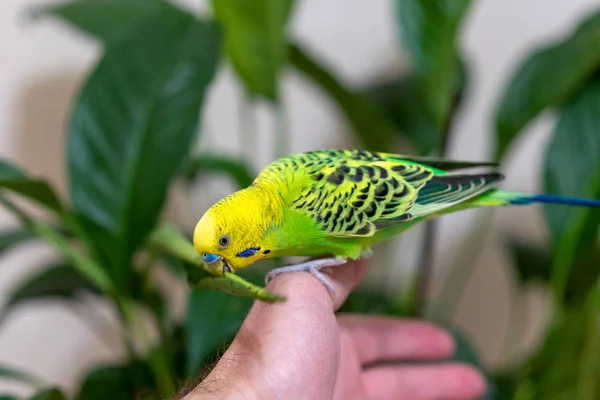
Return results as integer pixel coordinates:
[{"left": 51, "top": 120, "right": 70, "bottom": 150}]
[{"left": 181, "top": 259, "right": 486, "bottom": 400}]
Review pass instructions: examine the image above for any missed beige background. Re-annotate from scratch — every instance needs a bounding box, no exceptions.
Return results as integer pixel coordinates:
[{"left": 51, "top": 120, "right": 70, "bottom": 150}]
[{"left": 2, "top": 0, "right": 599, "bottom": 396}]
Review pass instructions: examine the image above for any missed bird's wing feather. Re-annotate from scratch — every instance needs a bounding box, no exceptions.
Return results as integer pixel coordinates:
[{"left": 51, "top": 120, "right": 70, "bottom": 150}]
[{"left": 255, "top": 149, "right": 503, "bottom": 237}]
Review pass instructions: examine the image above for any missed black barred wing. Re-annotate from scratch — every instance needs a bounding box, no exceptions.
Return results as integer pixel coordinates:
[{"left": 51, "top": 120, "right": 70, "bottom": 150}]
[
  {"left": 256, "top": 149, "right": 503, "bottom": 237},
  {"left": 257, "top": 149, "right": 433, "bottom": 237}
]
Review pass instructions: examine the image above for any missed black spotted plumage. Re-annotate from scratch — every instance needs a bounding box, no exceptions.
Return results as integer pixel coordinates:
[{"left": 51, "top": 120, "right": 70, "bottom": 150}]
[{"left": 254, "top": 149, "right": 503, "bottom": 237}]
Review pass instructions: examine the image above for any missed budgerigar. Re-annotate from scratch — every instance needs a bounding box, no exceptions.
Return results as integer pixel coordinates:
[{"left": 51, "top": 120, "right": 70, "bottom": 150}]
[{"left": 193, "top": 149, "right": 600, "bottom": 291}]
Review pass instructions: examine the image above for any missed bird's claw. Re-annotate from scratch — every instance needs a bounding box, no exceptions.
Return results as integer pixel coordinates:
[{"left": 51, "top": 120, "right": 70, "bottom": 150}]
[{"left": 265, "top": 257, "right": 349, "bottom": 293}]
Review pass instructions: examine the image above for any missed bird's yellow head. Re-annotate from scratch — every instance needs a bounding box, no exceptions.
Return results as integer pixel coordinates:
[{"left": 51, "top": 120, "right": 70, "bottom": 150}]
[{"left": 193, "top": 188, "right": 278, "bottom": 276}]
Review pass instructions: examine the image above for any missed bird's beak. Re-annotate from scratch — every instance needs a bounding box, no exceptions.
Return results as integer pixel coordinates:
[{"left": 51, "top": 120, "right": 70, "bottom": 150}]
[{"left": 202, "top": 253, "right": 233, "bottom": 276}]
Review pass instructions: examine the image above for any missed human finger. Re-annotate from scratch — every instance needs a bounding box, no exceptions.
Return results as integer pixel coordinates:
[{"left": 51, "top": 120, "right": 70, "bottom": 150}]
[
  {"left": 337, "top": 315, "right": 455, "bottom": 365},
  {"left": 362, "top": 363, "right": 486, "bottom": 400}
]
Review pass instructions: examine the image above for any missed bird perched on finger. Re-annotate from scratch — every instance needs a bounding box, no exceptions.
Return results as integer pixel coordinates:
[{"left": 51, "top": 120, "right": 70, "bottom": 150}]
[{"left": 193, "top": 149, "right": 600, "bottom": 292}]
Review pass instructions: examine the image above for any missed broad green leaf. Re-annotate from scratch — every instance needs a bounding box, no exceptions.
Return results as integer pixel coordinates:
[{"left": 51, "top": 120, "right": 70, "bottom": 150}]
[
  {"left": 0, "top": 160, "right": 25, "bottom": 179},
  {"left": 29, "top": 389, "right": 66, "bottom": 400},
  {"left": 364, "top": 59, "right": 468, "bottom": 155},
  {"left": 148, "top": 225, "right": 284, "bottom": 302},
  {"left": 563, "top": 247, "right": 600, "bottom": 306},
  {"left": 195, "top": 272, "right": 285, "bottom": 303},
  {"left": 0, "top": 197, "right": 113, "bottom": 293},
  {"left": 395, "top": 0, "right": 472, "bottom": 129},
  {"left": 29, "top": 220, "right": 114, "bottom": 293},
  {"left": 76, "top": 362, "right": 155, "bottom": 400},
  {"left": 0, "top": 365, "right": 45, "bottom": 387},
  {"left": 518, "top": 281, "right": 600, "bottom": 399},
  {"left": 148, "top": 225, "right": 208, "bottom": 270},
  {"left": 186, "top": 288, "right": 253, "bottom": 374},
  {"left": 0, "top": 228, "right": 37, "bottom": 257},
  {"left": 67, "top": 10, "right": 222, "bottom": 290},
  {"left": 0, "top": 160, "right": 62, "bottom": 214},
  {"left": 7, "top": 263, "right": 100, "bottom": 308},
  {"left": 290, "top": 43, "right": 393, "bottom": 151},
  {"left": 183, "top": 153, "right": 255, "bottom": 189},
  {"left": 364, "top": 75, "right": 439, "bottom": 155},
  {"left": 212, "top": 0, "right": 294, "bottom": 101},
  {"left": 507, "top": 241, "right": 551, "bottom": 285},
  {"left": 39, "top": 0, "right": 177, "bottom": 45},
  {"left": 489, "top": 373, "right": 520, "bottom": 400},
  {"left": 543, "top": 76, "right": 600, "bottom": 301},
  {"left": 495, "top": 11, "right": 600, "bottom": 160},
  {"left": 338, "top": 287, "right": 404, "bottom": 315},
  {"left": 0, "top": 395, "right": 19, "bottom": 400}
]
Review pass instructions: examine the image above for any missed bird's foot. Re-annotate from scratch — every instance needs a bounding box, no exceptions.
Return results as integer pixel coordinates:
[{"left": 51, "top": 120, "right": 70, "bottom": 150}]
[{"left": 265, "top": 257, "right": 348, "bottom": 292}]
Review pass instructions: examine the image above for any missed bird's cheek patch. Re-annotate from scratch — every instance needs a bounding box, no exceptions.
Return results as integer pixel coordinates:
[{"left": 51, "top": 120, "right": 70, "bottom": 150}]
[{"left": 236, "top": 247, "right": 261, "bottom": 258}]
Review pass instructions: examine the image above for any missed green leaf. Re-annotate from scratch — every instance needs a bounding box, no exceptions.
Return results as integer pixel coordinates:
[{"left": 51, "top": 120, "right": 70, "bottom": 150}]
[
  {"left": 0, "top": 395, "right": 19, "bottom": 400},
  {"left": 543, "top": 75, "right": 600, "bottom": 302},
  {"left": 364, "top": 75, "right": 439, "bottom": 155},
  {"left": 39, "top": 0, "right": 177, "bottom": 45},
  {"left": 0, "top": 228, "right": 37, "bottom": 257},
  {"left": 289, "top": 43, "right": 393, "bottom": 151},
  {"left": 76, "top": 362, "right": 155, "bottom": 400},
  {"left": 495, "top": 11, "right": 600, "bottom": 160},
  {"left": 212, "top": 0, "right": 294, "bottom": 101},
  {"left": 186, "top": 288, "right": 253, "bottom": 374},
  {"left": 518, "top": 281, "right": 600, "bottom": 399},
  {"left": 183, "top": 153, "right": 255, "bottom": 189},
  {"left": 67, "top": 9, "right": 222, "bottom": 290},
  {"left": 0, "top": 160, "right": 25, "bottom": 179},
  {"left": 364, "top": 59, "right": 468, "bottom": 155},
  {"left": 0, "top": 160, "right": 62, "bottom": 214},
  {"left": 148, "top": 225, "right": 208, "bottom": 271},
  {"left": 507, "top": 241, "right": 552, "bottom": 285},
  {"left": 0, "top": 196, "right": 113, "bottom": 294},
  {"left": 489, "top": 373, "right": 520, "bottom": 400},
  {"left": 195, "top": 272, "right": 285, "bottom": 303},
  {"left": 29, "top": 220, "right": 114, "bottom": 293},
  {"left": 338, "top": 287, "right": 404, "bottom": 315},
  {"left": 0, "top": 365, "right": 45, "bottom": 387},
  {"left": 395, "top": 0, "right": 472, "bottom": 129},
  {"left": 7, "top": 263, "right": 100, "bottom": 308},
  {"left": 29, "top": 389, "right": 66, "bottom": 400}
]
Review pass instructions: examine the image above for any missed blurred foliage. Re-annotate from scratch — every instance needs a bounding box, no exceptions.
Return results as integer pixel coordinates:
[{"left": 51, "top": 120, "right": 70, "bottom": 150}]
[
  {"left": 0, "top": 0, "right": 598, "bottom": 399},
  {"left": 394, "top": 0, "right": 472, "bottom": 130},
  {"left": 494, "top": 11, "right": 600, "bottom": 160},
  {"left": 212, "top": 0, "right": 294, "bottom": 101}
]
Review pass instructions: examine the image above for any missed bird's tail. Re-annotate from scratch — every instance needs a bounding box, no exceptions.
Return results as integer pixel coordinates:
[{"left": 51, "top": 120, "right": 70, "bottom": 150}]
[{"left": 475, "top": 190, "right": 600, "bottom": 208}]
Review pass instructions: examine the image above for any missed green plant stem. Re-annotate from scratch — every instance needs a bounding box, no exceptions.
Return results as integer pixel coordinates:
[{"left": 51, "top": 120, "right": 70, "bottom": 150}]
[
  {"left": 576, "top": 279, "right": 600, "bottom": 399},
  {"left": 141, "top": 251, "right": 178, "bottom": 393},
  {"left": 114, "top": 296, "right": 138, "bottom": 361},
  {"left": 115, "top": 296, "right": 176, "bottom": 398},
  {"left": 412, "top": 114, "right": 455, "bottom": 315}
]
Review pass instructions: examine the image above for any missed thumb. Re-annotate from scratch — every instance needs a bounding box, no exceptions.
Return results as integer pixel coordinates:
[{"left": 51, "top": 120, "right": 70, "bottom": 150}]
[{"left": 193, "top": 258, "right": 368, "bottom": 399}]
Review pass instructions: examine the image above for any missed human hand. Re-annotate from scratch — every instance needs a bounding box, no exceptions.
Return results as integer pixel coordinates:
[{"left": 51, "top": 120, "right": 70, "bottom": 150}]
[{"left": 181, "top": 259, "right": 486, "bottom": 400}]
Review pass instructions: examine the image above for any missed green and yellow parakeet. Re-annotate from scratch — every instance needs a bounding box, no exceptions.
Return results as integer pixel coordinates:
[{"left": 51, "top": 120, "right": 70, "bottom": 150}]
[{"left": 193, "top": 149, "right": 600, "bottom": 290}]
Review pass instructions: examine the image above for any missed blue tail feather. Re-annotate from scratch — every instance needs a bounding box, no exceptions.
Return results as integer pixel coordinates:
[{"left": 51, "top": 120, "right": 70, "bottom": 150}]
[{"left": 508, "top": 193, "right": 600, "bottom": 207}]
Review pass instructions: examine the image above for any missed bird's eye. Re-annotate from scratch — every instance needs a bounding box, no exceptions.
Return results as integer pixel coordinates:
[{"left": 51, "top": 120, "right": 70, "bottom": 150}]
[{"left": 219, "top": 234, "right": 230, "bottom": 248}]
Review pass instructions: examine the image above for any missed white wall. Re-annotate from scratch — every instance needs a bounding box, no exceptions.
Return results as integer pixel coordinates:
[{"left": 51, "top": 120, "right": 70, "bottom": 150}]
[{"left": 2, "top": 0, "right": 599, "bottom": 396}]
